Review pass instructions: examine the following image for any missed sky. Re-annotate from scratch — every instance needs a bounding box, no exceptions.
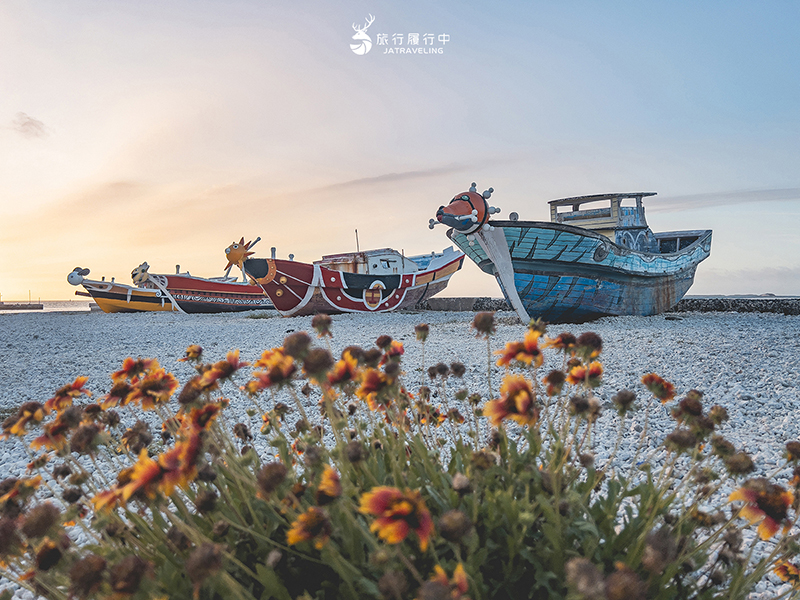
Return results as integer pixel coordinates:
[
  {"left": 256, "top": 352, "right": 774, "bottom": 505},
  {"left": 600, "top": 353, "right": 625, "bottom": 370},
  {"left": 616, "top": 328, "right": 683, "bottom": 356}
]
[{"left": 1, "top": 0, "right": 799, "bottom": 301}]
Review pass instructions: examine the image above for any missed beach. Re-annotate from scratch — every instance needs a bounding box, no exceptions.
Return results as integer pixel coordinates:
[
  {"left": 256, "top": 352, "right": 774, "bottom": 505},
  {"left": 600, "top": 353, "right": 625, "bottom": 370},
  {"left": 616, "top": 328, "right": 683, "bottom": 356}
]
[{"left": 1, "top": 308, "right": 799, "bottom": 598}]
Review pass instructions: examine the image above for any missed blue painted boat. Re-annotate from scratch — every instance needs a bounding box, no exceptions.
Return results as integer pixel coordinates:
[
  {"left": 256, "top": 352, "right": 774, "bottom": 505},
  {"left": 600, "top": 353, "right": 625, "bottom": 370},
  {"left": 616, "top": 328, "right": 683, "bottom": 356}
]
[{"left": 433, "top": 186, "right": 712, "bottom": 323}]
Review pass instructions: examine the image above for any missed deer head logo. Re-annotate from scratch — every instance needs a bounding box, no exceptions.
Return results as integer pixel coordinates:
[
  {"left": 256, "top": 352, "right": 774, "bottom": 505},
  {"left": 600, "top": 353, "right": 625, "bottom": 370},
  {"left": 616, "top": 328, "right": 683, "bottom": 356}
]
[{"left": 350, "top": 14, "right": 375, "bottom": 55}]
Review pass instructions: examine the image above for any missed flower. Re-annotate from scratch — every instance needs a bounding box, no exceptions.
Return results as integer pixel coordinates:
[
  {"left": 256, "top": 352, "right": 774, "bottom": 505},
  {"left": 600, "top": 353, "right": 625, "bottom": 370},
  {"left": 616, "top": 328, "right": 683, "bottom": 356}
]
[
  {"left": 575, "top": 332, "right": 603, "bottom": 359},
  {"left": 44, "top": 376, "right": 91, "bottom": 412},
  {"left": 302, "top": 348, "right": 334, "bottom": 382},
  {"left": 328, "top": 350, "right": 359, "bottom": 386},
  {"left": 246, "top": 349, "right": 296, "bottom": 392},
  {"left": 356, "top": 368, "right": 390, "bottom": 411},
  {"left": 3, "top": 402, "right": 47, "bottom": 438},
  {"left": 774, "top": 560, "right": 800, "bottom": 588},
  {"left": 566, "top": 361, "right": 603, "bottom": 387},
  {"left": 495, "top": 330, "right": 543, "bottom": 368},
  {"left": 415, "top": 323, "right": 430, "bottom": 342},
  {"left": 178, "top": 345, "right": 203, "bottom": 362},
  {"left": 641, "top": 373, "right": 676, "bottom": 403},
  {"left": 542, "top": 332, "right": 576, "bottom": 353},
  {"left": 286, "top": 507, "right": 332, "bottom": 549},
  {"left": 120, "top": 449, "right": 164, "bottom": 501},
  {"left": 127, "top": 369, "right": 179, "bottom": 410},
  {"left": 483, "top": 375, "right": 539, "bottom": 427},
  {"left": 426, "top": 563, "right": 469, "bottom": 599},
  {"left": 256, "top": 462, "right": 287, "bottom": 500},
  {"left": 543, "top": 370, "right": 566, "bottom": 396},
  {"left": 359, "top": 486, "right": 433, "bottom": 551},
  {"left": 69, "top": 554, "right": 106, "bottom": 598},
  {"left": 198, "top": 350, "right": 248, "bottom": 387},
  {"left": 380, "top": 340, "right": 405, "bottom": 365},
  {"left": 729, "top": 477, "right": 794, "bottom": 540},
  {"left": 315, "top": 466, "right": 342, "bottom": 505},
  {"left": 112, "top": 357, "right": 158, "bottom": 383}
]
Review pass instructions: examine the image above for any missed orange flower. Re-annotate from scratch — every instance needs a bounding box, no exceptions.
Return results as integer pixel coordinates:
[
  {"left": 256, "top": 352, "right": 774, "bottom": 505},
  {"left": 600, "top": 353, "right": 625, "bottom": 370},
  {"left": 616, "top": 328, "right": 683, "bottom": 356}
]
[
  {"left": 543, "top": 370, "right": 566, "bottom": 396},
  {"left": 120, "top": 450, "right": 164, "bottom": 501},
  {"left": 315, "top": 466, "right": 342, "bottom": 505},
  {"left": 483, "top": 375, "right": 539, "bottom": 427},
  {"left": 429, "top": 563, "right": 470, "bottom": 599},
  {"left": 246, "top": 349, "right": 296, "bottom": 391},
  {"left": 359, "top": 486, "right": 433, "bottom": 551},
  {"left": 44, "top": 377, "right": 91, "bottom": 413},
  {"left": 286, "top": 507, "right": 332, "bottom": 550},
  {"left": 100, "top": 381, "right": 134, "bottom": 409},
  {"left": 328, "top": 351, "right": 359, "bottom": 386},
  {"left": 774, "top": 560, "right": 800, "bottom": 588},
  {"left": 199, "top": 350, "right": 249, "bottom": 387},
  {"left": 127, "top": 369, "right": 179, "bottom": 410},
  {"left": 729, "top": 478, "right": 794, "bottom": 540},
  {"left": 178, "top": 345, "right": 203, "bottom": 362},
  {"left": 30, "top": 421, "right": 71, "bottom": 451},
  {"left": 380, "top": 340, "right": 405, "bottom": 365},
  {"left": 158, "top": 433, "right": 203, "bottom": 496},
  {"left": 495, "top": 330, "right": 543, "bottom": 368},
  {"left": 566, "top": 361, "right": 603, "bottom": 387},
  {"left": 356, "top": 369, "right": 390, "bottom": 411},
  {"left": 92, "top": 488, "right": 123, "bottom": 512},
  {"left": 642, "top": 373, "right": 676, "bottom": 403},
  {"left": 0, "top": 475, "right": 42, "bottom": 504},
  {"left": 2, "top": 402, "right": 46, "bottom": 437},
  {"left": 112, "top": 358, "right": 159, "bottom": 383},
  {"left": 541, "top": 332, "right": 576, "bottom": 353},
  {"left": 186, "top": 403, "right": 222, "bottom": 431}
]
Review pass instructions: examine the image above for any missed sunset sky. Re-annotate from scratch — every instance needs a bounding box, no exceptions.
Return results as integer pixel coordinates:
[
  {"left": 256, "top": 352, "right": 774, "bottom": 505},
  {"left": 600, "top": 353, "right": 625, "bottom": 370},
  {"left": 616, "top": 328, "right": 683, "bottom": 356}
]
[{"left": 2, "top": 1, "right": 799, "bottom": 301}]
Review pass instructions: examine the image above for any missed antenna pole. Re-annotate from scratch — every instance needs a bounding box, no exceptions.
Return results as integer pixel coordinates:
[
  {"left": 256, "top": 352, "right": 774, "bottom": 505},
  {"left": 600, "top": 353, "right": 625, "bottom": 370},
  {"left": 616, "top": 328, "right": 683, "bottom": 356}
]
[{"left": 355, "top": 229, "right": 360, "bottom": 252}]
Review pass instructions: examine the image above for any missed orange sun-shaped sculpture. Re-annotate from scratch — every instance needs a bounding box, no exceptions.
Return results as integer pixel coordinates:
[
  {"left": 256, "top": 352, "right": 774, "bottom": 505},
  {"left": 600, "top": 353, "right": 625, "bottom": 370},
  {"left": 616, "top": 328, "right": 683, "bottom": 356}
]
[{"left": 224, "top": 238, "right": 257, "bottom": 270}]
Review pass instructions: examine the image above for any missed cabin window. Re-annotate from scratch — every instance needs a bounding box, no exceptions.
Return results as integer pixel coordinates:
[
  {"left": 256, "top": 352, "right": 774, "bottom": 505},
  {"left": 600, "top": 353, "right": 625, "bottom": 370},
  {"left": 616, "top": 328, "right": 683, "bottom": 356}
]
[
  {"left": 659, "top": 238, "right": 678, "bottom": 253},
  {"left": 679, "top": 237, "right": 698, "bottom": 250}
]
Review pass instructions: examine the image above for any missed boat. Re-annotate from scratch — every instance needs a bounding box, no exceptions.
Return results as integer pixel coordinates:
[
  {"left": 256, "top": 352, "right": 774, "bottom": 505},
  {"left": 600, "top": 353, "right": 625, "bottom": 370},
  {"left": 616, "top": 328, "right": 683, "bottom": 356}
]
[
  {"left": 242, "top": 246, "right": 464, "bottom": 316},
  {"left": 67, "top": 238, "right": 275, "bottom": 314},
  {"left": 432, "top": 183, "right": 712, "bottom": 323}
]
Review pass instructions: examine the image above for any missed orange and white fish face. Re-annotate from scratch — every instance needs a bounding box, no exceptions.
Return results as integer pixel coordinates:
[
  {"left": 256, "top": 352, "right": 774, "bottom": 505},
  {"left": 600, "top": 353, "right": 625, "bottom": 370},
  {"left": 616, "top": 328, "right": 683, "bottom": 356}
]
[
  {"left": 435, "top": 191, "right": 489, "bottom": 234},
  {"left": 224, "top": 237, "right": 256, "bottom": 270}
]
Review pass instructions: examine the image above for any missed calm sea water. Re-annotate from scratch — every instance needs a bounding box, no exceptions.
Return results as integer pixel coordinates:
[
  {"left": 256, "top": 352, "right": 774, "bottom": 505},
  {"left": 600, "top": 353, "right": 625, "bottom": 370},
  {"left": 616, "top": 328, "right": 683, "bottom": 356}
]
[{"left": 0, "top": 300, "right": 95, "bottom": 314}]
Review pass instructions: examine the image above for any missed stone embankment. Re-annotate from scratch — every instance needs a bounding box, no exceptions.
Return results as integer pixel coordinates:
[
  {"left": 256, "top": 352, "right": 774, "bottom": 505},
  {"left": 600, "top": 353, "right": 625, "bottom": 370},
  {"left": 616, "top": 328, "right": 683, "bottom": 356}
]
[{"left": 418, "top": 297, "right": 800, "bottom": 315}]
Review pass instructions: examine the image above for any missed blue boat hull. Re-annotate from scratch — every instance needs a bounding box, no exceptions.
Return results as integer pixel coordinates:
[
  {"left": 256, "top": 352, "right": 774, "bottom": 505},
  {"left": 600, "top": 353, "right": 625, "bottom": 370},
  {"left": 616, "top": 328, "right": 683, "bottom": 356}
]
[{"left": 448, "top": 221, "right": 712, "bottom": 323}]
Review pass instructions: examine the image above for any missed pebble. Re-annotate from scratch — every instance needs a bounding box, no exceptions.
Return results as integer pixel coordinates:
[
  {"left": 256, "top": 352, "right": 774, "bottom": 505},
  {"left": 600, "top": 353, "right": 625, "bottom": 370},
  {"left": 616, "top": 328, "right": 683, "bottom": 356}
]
[{"left": 1, "top": 308, "right": 798, "bottom": 600}]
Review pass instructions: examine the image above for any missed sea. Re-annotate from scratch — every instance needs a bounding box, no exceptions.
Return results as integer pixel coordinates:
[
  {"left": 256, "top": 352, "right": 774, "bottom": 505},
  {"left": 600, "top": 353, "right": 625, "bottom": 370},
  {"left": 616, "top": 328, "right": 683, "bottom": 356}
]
[{"left": 0, "top": 300, "right": 96, "bottom": 314}]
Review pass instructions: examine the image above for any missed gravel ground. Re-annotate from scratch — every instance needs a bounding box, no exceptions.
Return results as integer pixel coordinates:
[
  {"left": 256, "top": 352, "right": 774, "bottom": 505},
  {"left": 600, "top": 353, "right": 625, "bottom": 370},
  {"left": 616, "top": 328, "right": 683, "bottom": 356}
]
[{"left": 1, "top": 308, "right": 799, "bottom": 599}]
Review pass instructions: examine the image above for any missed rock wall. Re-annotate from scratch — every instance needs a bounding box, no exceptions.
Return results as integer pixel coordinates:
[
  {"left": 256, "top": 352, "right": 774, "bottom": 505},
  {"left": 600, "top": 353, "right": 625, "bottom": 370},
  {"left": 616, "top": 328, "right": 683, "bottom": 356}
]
[{"left": 417, "top": 297, "right": 800, "bottom": 316}]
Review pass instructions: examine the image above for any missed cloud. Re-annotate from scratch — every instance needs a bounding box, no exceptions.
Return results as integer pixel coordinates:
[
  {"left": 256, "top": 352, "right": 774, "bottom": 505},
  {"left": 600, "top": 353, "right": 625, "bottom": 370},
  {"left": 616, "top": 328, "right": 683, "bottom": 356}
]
[
  {"left": 651, "top": 188, "right": 800, "bottom": 212},
  {"left": 310, "top": 163, "right": 476, "bottom": 193},
  {"left": 11, "top": 112, "right": 49, "bottom": 139}
]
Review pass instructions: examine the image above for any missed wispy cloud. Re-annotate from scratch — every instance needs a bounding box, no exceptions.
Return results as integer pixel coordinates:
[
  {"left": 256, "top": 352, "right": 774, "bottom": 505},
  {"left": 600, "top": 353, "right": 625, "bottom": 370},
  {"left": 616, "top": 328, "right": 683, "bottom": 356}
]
[
  {"left": 310, "top": 163, "right": 476, "bottom": 193},
  {"left": 11, "top": 112, "right": 49, "bottom": 139},
  {"left": 652, "top": 188, "right": 800, "bottom": 212}
]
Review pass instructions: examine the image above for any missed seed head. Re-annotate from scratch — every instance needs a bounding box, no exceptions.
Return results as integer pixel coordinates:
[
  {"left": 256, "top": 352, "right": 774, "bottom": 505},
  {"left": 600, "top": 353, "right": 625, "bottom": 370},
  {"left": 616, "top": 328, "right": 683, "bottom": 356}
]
[
  {"left": 375, "top": 335, "right": 393, "bottom": 350},
  {"left": 438, "top": 510, "right": 472, "bottom": 543},
  {"left": 311, "top": 314, "right": 333, "bottom": 338},
  {"left": 283, "top": 332, "right": 311, "bottom": 359},
  {"left": 565, "top": 557, "right": 605, "bottom": 600},
  {"left": 472, "top": 311, "right": 495, "bottom": 337},
  {"left": 414, "top": 324, "right": 430, "bottom": 342},
  {"left": 21, "top": 502, "right": 60, "bottom": 538},
  {"left": 109, "top": 555, "right": 149, "bottom": 595},
  {"left": 69, "top": 554, "right": 106, "bottom": 598}
]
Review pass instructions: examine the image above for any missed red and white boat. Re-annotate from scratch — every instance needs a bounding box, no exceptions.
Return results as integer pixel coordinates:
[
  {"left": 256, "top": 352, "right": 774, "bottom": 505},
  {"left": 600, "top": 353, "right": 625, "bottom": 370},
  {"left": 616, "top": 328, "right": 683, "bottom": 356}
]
[
  {"left": 68, "top": 238, "right": 274, "bottom": 314},
  {"left": 243, "top": 246, "right": 464, "bottom": 316}
]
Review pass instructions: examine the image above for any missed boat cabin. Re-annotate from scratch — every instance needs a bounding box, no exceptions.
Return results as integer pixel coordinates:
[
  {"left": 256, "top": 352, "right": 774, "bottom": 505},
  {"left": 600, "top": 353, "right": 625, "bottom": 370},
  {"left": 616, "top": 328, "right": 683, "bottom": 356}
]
[
  {"left": 548, "top": 193, "right": 704, "bottom": 254},
  {"left": 315, "top": 248, "right": 420, "bottom": 275},
  {"left": 549, "top": 192, "right": 661, "bottom": 253}
]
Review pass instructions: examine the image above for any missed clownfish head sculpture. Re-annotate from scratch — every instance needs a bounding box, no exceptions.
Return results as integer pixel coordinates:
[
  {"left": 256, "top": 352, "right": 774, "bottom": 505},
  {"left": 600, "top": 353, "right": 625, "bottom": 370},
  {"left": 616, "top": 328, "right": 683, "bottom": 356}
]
[
  {"left": 430, "top": 183, "right": 501, "bottom": 234},
  {"left": 224, "top": 236, "right": 261, "bottom": 270}
]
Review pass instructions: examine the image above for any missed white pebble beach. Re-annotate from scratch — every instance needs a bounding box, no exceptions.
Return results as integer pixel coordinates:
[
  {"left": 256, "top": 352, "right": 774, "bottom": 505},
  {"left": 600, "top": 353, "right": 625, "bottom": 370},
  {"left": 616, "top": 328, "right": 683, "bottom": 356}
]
[{"left": 1, "top": 308, "right": 799, "bottom": 599}]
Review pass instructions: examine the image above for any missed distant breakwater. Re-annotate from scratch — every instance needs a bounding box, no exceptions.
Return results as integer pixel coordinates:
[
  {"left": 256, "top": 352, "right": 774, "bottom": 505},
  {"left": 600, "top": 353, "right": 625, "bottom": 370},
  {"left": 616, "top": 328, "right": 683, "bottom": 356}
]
[{"left": 417, "top": 297, "right": 800, "bottom": 316}]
